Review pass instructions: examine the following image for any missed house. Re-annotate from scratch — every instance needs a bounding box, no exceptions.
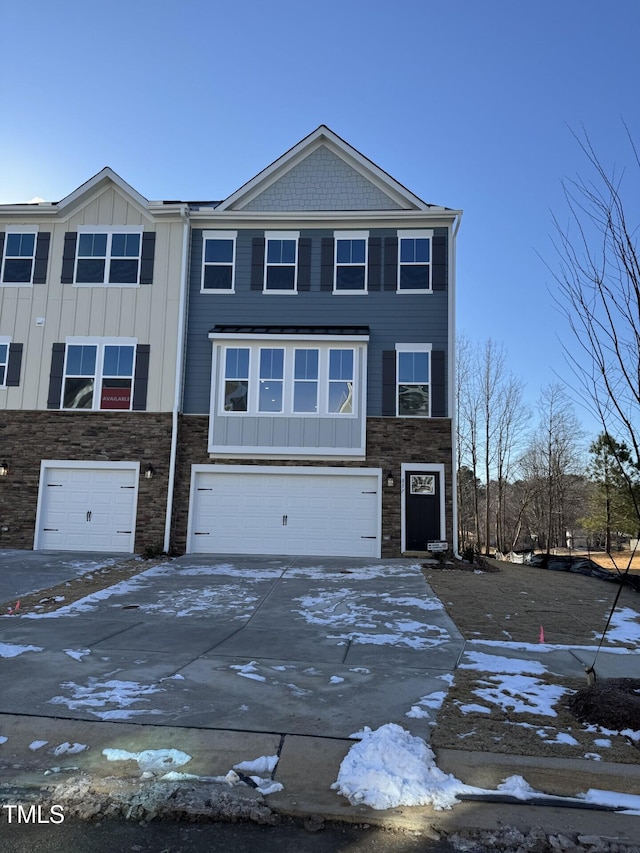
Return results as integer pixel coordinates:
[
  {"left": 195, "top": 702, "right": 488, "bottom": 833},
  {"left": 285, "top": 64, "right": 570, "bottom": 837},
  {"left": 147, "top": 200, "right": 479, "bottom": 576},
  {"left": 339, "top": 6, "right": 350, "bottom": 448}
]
[
  {"left": 173, "top": 126, "right": 461, "bottom": 558},
  {"left": 0, "top": 127, "right": 461, "bottom": 560},
  {"left": 0, "top": 169, "right": 188, "bottom": 553}
]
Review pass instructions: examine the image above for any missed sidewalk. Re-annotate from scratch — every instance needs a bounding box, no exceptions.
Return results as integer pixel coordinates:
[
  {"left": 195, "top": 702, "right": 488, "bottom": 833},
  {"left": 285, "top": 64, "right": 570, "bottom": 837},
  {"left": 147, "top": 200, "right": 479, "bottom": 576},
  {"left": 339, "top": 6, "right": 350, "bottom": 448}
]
[{"left": 0, "top": 551, "right": 639, "bottom": 844}]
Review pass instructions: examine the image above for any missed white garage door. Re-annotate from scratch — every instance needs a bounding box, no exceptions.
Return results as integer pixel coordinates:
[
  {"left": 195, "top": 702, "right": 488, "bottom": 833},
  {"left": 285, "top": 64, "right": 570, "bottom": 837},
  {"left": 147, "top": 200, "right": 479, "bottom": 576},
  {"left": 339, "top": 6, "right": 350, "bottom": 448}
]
[
  {"left": 36, "top": 464, "right": 138, "bottom": 553},
  {"left": 189, "top": 466, "right": 380, "bottom": 558}
]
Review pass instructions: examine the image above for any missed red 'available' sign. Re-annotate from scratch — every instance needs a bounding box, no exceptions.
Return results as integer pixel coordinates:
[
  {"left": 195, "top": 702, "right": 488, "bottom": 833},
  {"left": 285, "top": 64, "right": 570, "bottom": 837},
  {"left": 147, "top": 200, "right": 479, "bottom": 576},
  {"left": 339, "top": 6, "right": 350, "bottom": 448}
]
[{"left": 101, "top": 386, "right": 131, "bottom": 410}]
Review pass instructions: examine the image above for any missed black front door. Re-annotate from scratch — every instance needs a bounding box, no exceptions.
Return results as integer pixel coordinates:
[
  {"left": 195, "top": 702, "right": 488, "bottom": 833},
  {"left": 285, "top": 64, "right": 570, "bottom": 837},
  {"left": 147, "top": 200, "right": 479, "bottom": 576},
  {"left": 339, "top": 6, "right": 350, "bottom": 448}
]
[{"left": 405, "top": 470, "right": 441, "bottom": 551}]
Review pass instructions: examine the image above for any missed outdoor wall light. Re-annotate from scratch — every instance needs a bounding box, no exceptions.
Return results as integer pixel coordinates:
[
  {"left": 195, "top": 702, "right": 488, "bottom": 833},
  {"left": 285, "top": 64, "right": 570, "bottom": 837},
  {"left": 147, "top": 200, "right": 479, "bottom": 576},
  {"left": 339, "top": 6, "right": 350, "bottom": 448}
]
[
  {"left": 144, "top": 464, "right": 154, "bottom": 480},
  {"left": 386, "top": 472, "right": 395, "bottom": 487},
  {"left": 0, "top": 461, "right": 8, "bottom": 477}
]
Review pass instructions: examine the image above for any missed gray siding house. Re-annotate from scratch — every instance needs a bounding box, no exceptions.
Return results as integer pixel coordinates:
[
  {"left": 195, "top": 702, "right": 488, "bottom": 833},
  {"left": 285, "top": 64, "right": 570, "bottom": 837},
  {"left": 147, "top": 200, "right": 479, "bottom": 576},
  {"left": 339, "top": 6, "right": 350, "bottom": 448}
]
[
  {"left": 174, "top": 126, "right": 461, "bottom": 558},
  {"left": 0, "top": 127, "right": 461, "bottom": 560}
]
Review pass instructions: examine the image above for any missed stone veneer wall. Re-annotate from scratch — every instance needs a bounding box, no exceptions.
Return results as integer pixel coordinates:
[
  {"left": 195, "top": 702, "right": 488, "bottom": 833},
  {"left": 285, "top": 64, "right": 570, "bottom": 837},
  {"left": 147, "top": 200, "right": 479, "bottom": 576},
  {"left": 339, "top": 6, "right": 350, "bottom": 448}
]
[
  {"left": 0, "top": 411, "right": 172, "bottom": 551},
  {"left": 171, "top": 415, "right": 453, "bottom": 557}
]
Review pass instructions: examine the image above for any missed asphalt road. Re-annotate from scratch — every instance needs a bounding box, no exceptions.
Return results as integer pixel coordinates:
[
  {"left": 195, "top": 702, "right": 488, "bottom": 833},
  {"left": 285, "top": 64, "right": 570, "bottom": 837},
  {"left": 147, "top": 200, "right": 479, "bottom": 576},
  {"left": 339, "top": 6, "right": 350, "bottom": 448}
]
[{"left": 0, "top": 817, "right": 470, "bottom": 852}]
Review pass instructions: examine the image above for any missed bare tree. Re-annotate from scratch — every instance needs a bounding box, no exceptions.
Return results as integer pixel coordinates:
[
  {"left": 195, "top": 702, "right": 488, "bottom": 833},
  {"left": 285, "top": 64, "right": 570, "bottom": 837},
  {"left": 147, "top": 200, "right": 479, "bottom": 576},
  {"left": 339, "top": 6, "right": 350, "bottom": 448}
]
[
  {"left": 549, "top": 123, "right": 640, "bottom": 528},
  {"left": 457, "top": 336, "right": 530, "bottom": 553},
  {"left": 520, "top": 384, "right": 585, "bottom": 553}
]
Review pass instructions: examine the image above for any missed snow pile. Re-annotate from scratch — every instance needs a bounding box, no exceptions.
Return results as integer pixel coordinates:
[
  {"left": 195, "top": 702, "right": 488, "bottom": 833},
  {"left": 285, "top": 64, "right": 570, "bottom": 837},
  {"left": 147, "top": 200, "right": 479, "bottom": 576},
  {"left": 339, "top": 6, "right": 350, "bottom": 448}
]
[
  {"left": 331, "top": 723, "right": 477, "bottom": 810},
  {"left": 0, "top": 641, "right": 43, "bottom": 658},
  {"left": 103, "top": 747, "right": 192, "bottom": 777}
]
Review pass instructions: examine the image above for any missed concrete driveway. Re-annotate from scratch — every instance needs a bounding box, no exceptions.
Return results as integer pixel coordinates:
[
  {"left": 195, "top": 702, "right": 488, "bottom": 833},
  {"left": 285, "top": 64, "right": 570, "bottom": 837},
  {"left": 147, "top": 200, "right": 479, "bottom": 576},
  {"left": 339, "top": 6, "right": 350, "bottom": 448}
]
[
  {"left": 0, "top": 554, "right": 464, "bottom": 739},
  {"left": 0, "top": 550, "right": 128, "bottom": 602}
]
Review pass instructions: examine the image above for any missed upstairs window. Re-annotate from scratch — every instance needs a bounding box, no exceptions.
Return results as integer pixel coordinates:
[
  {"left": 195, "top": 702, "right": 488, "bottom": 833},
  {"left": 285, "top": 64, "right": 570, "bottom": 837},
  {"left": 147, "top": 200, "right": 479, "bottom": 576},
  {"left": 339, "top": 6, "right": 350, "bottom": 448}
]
[
  {"left": 397, "top": 346, "right": 430, "bottom": 417},
  {"left": 202, "top": 231, "right": 236, "bottom": 291},
  {"left": 75, "top": 230, "right": 142, "bottom": 285},
  {"left": 398, "top": 230, "right": 432, "bottom": 291},
  {"left": 293, "top": 349, "right": 319, "bottom": 412},
  {"left": 0, "top": 341, "right": 8, "bottom": 386},
  {"left": 335, "top": 231, "right": 367, "bottom": 292},
  {"left": 265, "top": 232, "right": 298, "bottom": 291},
  {"left": 216, "top": 342, "right": 359, "bottom": 417},
  {"left": 224, "top": 347, "right": 250, "bottom": 411},
  {"left": 328, "top": 349, "right": 354, "bottom": 413},
  {"left": 2, "top": 231, "right": 37, "bottom": 283},
  {"left": 258, "top": 348, "right": 284, "bottom": 412},
  {"left": 62, "top": 340, "right": 136, "bottom": 410}
]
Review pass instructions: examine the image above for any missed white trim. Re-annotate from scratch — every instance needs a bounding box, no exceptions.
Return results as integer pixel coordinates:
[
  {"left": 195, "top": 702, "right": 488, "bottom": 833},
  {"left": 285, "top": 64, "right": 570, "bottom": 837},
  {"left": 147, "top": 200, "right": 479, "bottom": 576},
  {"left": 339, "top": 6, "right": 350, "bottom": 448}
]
[
  {"left": 400, "top": 462, "right": 446, "bottom": 553},
  {"left": 34, "top": 460, "right": 140, "bottom": 552},
  {"left": 0, "top": 335, "right": 10, "bottom": 388},
  {"left": 201, "top": 229, "right": 237, "bottom": 293},
  {"left": 397, "top": 229, "right": 433, "bottom": 293},
  {"left": 263, "top": 231, "right": 299, "bottom": 293},
  {"left": 1, "top": 226, "right": 39, "bottom": 286},
  {"left": 187, "top": 464, "right": 382, "bottom": 557},
  {"left": 61, "top": 337, "right": 138, "bottom": 411},
  {"left": 394, "top": 343, "right": 432, "bottom": 418},
  {"left": 214, "top": 342, "right": 362, "bottom": 419},
  {"left": 73, "top": 227, "right": 143, "bottom": 287},
  {"left": 207, "top": 445, "right": 367, "bottom": 458},
  {"left": 334, "top": 230, "right": 368, "bottom": 294},
  {"left": 215, "top": 126, "right": 431, "bottom": 212}
]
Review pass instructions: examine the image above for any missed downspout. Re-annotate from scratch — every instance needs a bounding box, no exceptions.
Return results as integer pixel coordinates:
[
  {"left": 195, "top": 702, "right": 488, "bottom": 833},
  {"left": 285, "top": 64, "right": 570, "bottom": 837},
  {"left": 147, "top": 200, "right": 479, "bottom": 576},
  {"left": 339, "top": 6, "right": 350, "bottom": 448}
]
[
  {"left": 164, "top": 209, "right": 190, "bottom": 553},
  {"left": 450, "top": 211, "right": 463, "bottom": 559}
]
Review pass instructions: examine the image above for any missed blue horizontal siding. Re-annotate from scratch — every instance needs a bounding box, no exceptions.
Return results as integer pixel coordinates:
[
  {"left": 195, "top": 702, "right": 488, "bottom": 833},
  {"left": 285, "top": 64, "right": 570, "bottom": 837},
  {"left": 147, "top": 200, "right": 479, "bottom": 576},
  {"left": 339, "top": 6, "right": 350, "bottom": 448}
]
[{"left": 183, "top": 227, "right": 449, "bottom": 415}]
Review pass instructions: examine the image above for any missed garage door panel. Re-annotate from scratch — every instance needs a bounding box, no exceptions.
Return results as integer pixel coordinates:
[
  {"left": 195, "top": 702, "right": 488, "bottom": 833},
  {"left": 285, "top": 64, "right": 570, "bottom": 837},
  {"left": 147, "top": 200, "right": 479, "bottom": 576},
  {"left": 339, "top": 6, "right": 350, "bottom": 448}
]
[{"left": 190, "top": 469, "right": 379, "bottom": 558}]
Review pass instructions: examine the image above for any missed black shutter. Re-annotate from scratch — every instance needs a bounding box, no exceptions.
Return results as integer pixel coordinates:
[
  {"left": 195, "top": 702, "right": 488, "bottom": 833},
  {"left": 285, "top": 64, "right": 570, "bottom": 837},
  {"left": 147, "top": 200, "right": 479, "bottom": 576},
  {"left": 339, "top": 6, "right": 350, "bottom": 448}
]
[
  {"left": 297, "top": 237, "right": 311, "bottom": 291},
  {"left": 33, "top": 232, "right": 50, "bottom": 284},
  {"left": 6, "top": 343, "right": 23, "bottom": 386},
  {"left": 132, "top": 344, "right": 150, "bottom": 411},
  {"left": 320, "top": 237, "right": 334, "bottom": 291},
  {"left": 61, "top": 233, "right": 77, "bottom": 283},
  {"left": 140, "top": 232, "right": 156, "bottom": 285},
  {"left": 432, "top": 235, "right": 447, "bottom": 291},
  {"left": 383, "top": 237, "right": 398, "bottom": 291},
  {"left": 431, "top": 350, "right": 446, "bottom": 416},
  {"left": 47, "top": 343, "right": 66, "bottom": 408},
  {"left": 250, "top": 237, "right": 265, "bottom": 290},
  {"left": 382, "top": 350, "right": 396, "bottom": 416},
  {"left": 368, "top": 236, "right": 382, "bottom": 291},
  {"left": 0, "top": 233, "right": 4, "bottom": 271}
]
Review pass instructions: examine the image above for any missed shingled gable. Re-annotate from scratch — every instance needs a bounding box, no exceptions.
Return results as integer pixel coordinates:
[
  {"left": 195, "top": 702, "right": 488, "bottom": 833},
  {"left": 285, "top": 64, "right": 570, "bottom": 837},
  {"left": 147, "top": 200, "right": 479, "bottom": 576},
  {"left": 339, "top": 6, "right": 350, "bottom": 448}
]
[{"left": 215, "top": 125, "right": 439, "bottom": 213}]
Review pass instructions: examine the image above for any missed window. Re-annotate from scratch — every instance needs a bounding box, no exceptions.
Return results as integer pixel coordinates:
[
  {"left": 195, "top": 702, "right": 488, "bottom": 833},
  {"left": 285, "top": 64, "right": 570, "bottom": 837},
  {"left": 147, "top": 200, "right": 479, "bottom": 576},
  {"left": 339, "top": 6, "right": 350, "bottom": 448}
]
[
  {"left": 398, "top": 230, "right": 432, "bottom": 291},
  {"left": 215, "top": 341, "right": 361, "bottom": 417},
  {"left": 397, "top": 346, "right": 430, "bottom": 416},
  {"left": 265, "top": 232, "right": 298, "bottom": 291},
  {"left": 335, "top": 231, "right": 367, "bottom": 291},
  {"left": 202, "top": 231, "right": 236, "bottom": 291},
  {"left": 259, "top": 348, "right": 284, "bottom": 412},
  {"left": 0, "top": 341, "right": 8, "bottom": 386},
  {"left": 2, "top": 231, "right": 37, "bottom": 283},
  {"left": 75, "top": 230, "right": 142, "bottom": 285},
  {"left": 328, "top": 349, "right": 353, "bottom": 413},
  {"left": 224, "top": 348, "right": 250, "bottom": 411},
  {"left": 293, "top": 349, "right": 319, "bottom": 412},
  {"left": 62, "top": 340, "right": 136, "bottom": 410}
]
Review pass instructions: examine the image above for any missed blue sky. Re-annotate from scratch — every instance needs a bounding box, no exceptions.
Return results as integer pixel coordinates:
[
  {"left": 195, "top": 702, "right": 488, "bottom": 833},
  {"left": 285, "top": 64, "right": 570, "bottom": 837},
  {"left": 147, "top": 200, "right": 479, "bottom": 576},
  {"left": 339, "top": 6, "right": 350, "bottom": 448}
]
[{"left": 2, "top": 0, "right": 639, "bottom": 439}]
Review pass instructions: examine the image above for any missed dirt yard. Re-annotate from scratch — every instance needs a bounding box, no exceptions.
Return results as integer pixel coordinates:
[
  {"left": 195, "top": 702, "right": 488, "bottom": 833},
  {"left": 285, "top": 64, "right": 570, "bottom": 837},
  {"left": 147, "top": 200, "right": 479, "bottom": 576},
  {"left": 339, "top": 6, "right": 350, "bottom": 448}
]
[{"left": 423, "top": 557, "right": 640, "bottom": 765}]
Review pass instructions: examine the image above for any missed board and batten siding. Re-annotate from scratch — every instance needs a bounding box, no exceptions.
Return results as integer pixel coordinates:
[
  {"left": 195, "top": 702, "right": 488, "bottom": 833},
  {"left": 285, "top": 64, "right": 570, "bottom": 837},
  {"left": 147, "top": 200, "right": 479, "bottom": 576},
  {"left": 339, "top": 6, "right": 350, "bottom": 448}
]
[
  {"left": 182, "top": 227, "right": 449, "bottom": 416},
  {"left": 0, "top": 186, "right": 185, "bottom": 413}
]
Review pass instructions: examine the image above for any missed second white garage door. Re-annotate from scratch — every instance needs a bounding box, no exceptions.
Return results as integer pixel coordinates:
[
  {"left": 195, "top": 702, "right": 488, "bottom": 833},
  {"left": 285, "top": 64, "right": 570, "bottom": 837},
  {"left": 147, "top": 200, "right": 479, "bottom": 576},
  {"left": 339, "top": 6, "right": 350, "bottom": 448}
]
[{"left": 188, "top": 466, "right": 381, "bottom": 558}]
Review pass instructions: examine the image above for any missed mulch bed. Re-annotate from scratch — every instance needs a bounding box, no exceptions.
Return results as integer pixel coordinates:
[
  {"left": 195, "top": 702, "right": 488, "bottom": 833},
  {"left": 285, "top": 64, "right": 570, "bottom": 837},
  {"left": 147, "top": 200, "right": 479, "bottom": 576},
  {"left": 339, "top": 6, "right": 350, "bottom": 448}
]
[{"left": 568, "top": 678, "right": 640, "bottom": 731}]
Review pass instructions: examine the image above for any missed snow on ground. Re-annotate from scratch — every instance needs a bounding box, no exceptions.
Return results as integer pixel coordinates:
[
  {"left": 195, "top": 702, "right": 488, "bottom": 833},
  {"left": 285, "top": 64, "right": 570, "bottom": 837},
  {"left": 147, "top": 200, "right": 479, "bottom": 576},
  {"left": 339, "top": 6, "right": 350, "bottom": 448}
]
[
  {"left": 48, "top": 679, "right": 166, "bottom": 720},
  {"left": 0, "top": 641, "right": 43, "bottom": 657},
  {"left": 293, "top": 585, "right": 450, "bottom": 649},
  {"left": 332, "top": 723, "right": 640, "bottom": 814},
  {"left": 599, "top": 605, "right": 640, "bottom": 646}
]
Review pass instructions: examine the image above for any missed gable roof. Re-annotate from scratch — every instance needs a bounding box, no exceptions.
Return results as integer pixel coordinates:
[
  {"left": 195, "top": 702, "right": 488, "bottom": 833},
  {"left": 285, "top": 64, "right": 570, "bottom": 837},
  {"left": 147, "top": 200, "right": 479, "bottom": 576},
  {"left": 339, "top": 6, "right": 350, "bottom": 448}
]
[{"left": 216, "top": 126, "right": 436, "bottom": 212}]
